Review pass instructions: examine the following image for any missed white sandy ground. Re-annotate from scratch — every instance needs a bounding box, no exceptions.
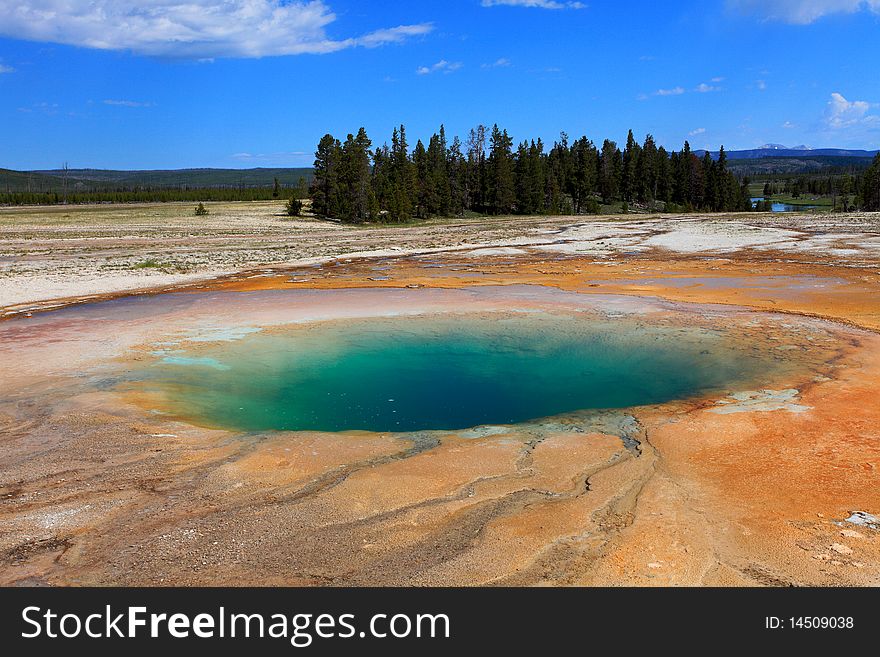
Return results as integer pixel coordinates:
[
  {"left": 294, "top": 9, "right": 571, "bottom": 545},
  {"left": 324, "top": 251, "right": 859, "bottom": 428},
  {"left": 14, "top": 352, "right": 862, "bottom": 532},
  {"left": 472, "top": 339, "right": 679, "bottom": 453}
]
[{"left": 1, "top": 205, "right": 879, "bottom": 311}]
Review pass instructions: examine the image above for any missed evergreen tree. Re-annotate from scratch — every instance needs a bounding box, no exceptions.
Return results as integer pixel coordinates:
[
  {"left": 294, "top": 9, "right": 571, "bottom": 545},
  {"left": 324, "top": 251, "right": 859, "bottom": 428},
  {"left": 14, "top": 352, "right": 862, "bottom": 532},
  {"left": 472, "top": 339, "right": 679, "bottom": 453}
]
[
  {"left": 621, "top": 129, "right": 641, "bottom": 202},
  {"left": 413, "top": 139, "right": 434, "bottom": 218},
  {"left": 514, "top": 141, "right": 532, "bottom": 214},
  {"left": 570, "top": 137, "right": 597, "bottom": 213},
  {"left": 286, "top": 195, "right": 302, "bottom": 216},
  {"left": 389, "top": 125, "right": 415, "bottom": 221},
  {"left": 488, "top": 125, "right": 515, "bottom": 215},
  {"left": 599, "top": 139, "right": 620, "bottom": 203},
  {"left": 637, "top": 134, "right": 658, "bottom": 203},
  {"left": 428, "top": 127, "right": 452, "bottom": 216},
  {"left": 448, "top": 135, "right": 468, "bottom": 216},
  {"left": 338, "top": 128, "right": 373, "bottom": 223},
  {"left": 860, "top": 153, "right": 880, "bottom": 210},
  {"left": 311, "top": 133, "right": 342, "bottom": 218},
  {"left": 656, "top": 146, "right": 671, "bottom": 204},
  {"left": 466, "top": 125, "right": 488, "bottom": 213}
]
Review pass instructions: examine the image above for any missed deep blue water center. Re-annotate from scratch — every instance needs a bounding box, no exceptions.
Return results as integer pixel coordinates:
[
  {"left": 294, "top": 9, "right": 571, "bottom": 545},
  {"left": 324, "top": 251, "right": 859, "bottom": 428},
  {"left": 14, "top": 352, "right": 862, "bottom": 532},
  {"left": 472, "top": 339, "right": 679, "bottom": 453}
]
[{"left": 145, "top": 313, "right": 770, "bottom": 433}]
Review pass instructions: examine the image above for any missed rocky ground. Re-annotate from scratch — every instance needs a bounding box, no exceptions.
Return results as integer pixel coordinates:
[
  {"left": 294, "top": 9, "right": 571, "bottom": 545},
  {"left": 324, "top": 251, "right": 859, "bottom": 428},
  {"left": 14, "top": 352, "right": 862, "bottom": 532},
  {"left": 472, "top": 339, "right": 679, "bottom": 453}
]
[
  {"left": 2, "top": 200, "right": 879, "bottom": 315},
  {"left": 0, "top": 202, "right": 879, "bottom": 586}
]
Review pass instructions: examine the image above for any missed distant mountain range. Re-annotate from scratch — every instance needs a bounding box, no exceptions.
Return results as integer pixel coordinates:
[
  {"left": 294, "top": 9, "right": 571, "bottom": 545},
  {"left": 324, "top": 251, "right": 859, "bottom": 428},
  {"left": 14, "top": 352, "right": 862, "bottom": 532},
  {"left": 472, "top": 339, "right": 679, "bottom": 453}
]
[
  {"left": 3, "top": 145, "right": 878, "bottom": 195},
  {"left": 696, "top": 145, "right": 879, "bottom": 160},
  {"left": 1, "top": 167, "right": 313, "bottom": 194}
]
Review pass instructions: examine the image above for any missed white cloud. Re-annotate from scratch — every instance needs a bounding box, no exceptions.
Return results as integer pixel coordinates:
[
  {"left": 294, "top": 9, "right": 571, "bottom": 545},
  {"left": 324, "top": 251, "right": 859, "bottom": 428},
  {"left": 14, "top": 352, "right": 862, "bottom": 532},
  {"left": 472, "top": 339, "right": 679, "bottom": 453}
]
[
  {"left": 232, "top": 151, "right": 307, "bottom": 161},
  {"left": 782, "top": 120, "right": 796, "bottom": 128},
  {"left": 0, "top": 63, "right": 14, "bottom": 73},
  {"left": 825, "top": 91, "right": 878, "bottom": 128},
  {"left": 656, "top": 86, "right": 685, "bottom": 96},
  {"left": 711, "top": 76, "right": 725, "bottom": 83},
  {"left": 0, "top": 1, "right": 433, "bottom": 59},
  {"left": 756, "top": 79, "right": 767, "bottom": 90},
  {"left": 481, "top": 0, "right": 586, "bottom": 8},
  {"left": 482, "top": 57, "right": 512, "bottom": 69},
  {"left": 416, "top": 59, "right": 463, "bottom": 75},
  {"left": 689, "top": 127, "right": 707, "bottom": 136},
  {"left": 729, "top": 0, "right": 880, "bottom": 24},
  {"left": 18, "top": 101, "right": 59, "bottom": 115},
  {"left": 695, "top": 82, "right": 721, "bottom": 93},
  {"left": 103, "top": 99, "right": 154, "bottom": 108}
]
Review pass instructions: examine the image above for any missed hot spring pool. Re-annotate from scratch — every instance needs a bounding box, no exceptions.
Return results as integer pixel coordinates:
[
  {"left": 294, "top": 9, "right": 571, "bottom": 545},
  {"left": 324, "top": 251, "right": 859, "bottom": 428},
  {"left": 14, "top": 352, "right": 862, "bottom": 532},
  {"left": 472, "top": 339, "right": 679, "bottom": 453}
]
[{"left": 136, "top": 312, "right": 796, "bottom": 433}]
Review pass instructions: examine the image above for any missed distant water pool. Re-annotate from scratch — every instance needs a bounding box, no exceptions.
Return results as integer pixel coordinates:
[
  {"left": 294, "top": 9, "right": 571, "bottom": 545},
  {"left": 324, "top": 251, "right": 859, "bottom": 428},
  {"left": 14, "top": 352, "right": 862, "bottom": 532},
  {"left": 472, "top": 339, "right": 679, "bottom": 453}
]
[
  {"left": 135, "top": 312, "right": 794, "bottom": 433},
  {"left": 751, "top": 197, "right": 818, "bottom": 212}
]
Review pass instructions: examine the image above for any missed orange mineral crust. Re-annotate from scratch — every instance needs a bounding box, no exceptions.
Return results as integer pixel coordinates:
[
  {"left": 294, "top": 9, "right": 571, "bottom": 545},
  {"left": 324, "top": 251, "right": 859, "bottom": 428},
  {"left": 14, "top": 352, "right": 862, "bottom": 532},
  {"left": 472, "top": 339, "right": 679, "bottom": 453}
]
[{"left": 1, "top": 221, "right": 879, "bottom": 586}]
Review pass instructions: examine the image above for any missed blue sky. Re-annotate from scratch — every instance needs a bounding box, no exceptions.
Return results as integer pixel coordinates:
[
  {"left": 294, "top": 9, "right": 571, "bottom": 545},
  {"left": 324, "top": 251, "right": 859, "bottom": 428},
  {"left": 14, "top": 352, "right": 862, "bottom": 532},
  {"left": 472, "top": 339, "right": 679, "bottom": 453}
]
[{"left": 1, "top": 0, "right": 879, "bottom": 169}]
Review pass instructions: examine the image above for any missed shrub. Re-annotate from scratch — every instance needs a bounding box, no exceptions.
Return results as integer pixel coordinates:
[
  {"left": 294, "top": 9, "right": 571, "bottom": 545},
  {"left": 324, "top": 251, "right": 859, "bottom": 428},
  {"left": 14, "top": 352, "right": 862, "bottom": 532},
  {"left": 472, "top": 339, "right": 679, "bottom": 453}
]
[
  {"left": 583, "top": 198, "right": 601, "bottom": 215},
  {"left": 286, "top": 196, "right": 303, "bottom": 217},
  {"left": 194, "top": 202, "right": 209, "bottom": 216}
]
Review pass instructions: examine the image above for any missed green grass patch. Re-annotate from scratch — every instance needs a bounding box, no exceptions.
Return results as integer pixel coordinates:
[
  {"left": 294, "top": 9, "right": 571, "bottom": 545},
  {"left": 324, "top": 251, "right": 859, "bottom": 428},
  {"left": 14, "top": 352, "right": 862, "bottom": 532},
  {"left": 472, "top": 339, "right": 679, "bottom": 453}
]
[{"left": 133, "top": 259, "right": 163, "bottom": 269}]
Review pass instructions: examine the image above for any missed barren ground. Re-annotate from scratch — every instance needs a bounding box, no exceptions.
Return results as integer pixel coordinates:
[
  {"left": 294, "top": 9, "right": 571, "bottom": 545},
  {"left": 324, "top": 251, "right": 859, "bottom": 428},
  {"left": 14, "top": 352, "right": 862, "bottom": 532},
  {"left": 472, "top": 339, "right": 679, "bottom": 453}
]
[{"left": 1, "top": 201, "right": 879, "bottom": 586}]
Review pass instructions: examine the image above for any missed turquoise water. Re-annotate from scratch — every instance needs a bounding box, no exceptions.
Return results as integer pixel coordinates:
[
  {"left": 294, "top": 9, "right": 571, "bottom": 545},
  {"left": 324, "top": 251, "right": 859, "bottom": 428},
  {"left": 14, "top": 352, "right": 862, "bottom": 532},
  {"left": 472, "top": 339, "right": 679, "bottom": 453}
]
[
  {"left": 139, "top": 313, "right": 782, "bottom": 433},
  {"left": 751, "top": 197, "right": 818, "bottom": 212}
]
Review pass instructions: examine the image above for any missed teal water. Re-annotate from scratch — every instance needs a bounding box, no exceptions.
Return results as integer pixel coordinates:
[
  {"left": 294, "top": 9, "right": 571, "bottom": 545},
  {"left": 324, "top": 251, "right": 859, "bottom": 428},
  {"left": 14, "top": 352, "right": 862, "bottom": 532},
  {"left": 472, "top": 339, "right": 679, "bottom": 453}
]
[
  {"left": 139, "top": 313, "right": 782, "bottom": 433},
  {"left": 751, "top": 197, "right": 819, "bottom": 212}
]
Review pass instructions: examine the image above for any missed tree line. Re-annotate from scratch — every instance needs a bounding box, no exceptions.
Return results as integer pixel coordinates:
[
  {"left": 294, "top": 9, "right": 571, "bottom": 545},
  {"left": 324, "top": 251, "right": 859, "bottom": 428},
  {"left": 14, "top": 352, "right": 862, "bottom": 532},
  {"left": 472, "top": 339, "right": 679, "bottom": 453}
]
[
  {"left": 759, "top": 165, "right": 876, "bottom": 210},
  {"left": 862, "top": 153, "right": 880, "bottom": 211},
  {"left": 310, "top": 125, "right": 756, "bottom": 223},
  {"left": 0, "top": 183, "right": 307, "bottom": 207}
]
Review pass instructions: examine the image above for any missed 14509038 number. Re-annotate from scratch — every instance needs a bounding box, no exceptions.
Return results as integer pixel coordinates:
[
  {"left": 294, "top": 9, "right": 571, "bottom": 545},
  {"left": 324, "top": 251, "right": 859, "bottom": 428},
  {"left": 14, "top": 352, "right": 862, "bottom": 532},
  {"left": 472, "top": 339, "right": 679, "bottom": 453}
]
[{"left": 790, "top": 617, "right": 854, "bottom": 629}]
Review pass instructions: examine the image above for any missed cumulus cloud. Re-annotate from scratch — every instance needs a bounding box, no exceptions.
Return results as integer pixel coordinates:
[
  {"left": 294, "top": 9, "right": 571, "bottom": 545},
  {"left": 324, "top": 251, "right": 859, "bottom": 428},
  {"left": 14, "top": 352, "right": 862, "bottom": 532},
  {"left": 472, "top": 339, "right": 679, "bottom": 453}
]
[
  {"left": 18, "top": 101, "right": 59, "bottom": 115},
  {"left": 481, "top": 0, "right": 586, "bottom": 8},
  {"left": 103, "top": 99, "right": 154, "bottom": 108},
  {"left": 728, "top": 0, "right": 880, "bottom": 24},
  {"left": 756, "top": 79, "right": 767, "bottom": 90},
  {"left": 232, "top": 151, "right": 307, "bottom": 161},
  {"left": 416, "top": 59, "right": 463, "bottom": 75},
  {"left": 689, "top": 127, "right": 707, "bottom": 136},
  {"left": 656, "top": 86, "right": 685, "bottom": 96},
  {"left": 782, "top": 120, "right": 796, "bottom": 128},
  {"left": 695, "top": 82, "right": 721, "bottom": 93},
  {"left": 0, "top": 1, "right": 433, "bottom": 59},
  {"left": 825, "top": 92, "right": 878, "bottom": 128},
  {"left": 0, "top": 63, "right": 13, "bottom": 73},
  {"left": 482, "top": 57, "right": 512, "bottom": 68}
]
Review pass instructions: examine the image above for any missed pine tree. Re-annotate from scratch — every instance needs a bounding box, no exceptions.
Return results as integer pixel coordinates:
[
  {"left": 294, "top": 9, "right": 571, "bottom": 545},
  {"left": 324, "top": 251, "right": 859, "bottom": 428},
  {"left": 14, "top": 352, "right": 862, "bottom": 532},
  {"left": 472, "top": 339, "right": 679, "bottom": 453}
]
[
  {"left": 570, "top": 137, "right": 597, "bottom": 213},
  {"left": 676, "top": 141, "right": 692, "bottom": 206},
  {"left": 466, "top": 125, "right": 488, "bottom": 213},
  {"left": 428, "top": 127, "right": 451, "bottom": 216},
  {"left": 514, "top": 141, "right": 532, "bottom": 214},
  {"left": 638, "top": 134, "right": 658, "bottom": 203},
  {"left": 860, "top": 153, "right": 880, "bottom": 210},
  {"left": 621, "top": 129, "right": 641, "bottom": 202},
  {"left": 702, "top": 151, "right": 716, "bottom": 210},
  {"left": 338, "top": 128, "right": 373, "bottom": 223},
  {"left": 413, "top": 139, "right": 434, "bottom": 218},
  {"left": 311, "top": 134, "right": 342, "bottom": 218},
  {"left": 488, "top": 125, "right": 515, "bottom": 215},
  {"left": 656, "top": 146, "right": 671, "bottom": 205},
  {"left": 599, "top": 139, "right": 620, "bottom": 203},
  {"left": 286, "top": 195, "right": 302, "bottom": 216},
  {"left": 448, "top": 135, "right": 467, "bottom": 216},
  {"left": 389, "top": 125, "right": 415, "bottom": 221}
]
